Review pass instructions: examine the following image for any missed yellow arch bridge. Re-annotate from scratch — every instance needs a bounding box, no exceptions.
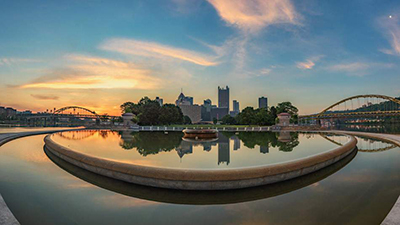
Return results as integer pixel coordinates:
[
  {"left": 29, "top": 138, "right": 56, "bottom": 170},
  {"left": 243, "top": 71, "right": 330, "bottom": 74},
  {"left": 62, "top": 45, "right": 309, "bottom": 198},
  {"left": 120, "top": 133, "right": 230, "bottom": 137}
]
[
  {"left": 299, "top": 94, "right": 400, "bottom": 122},
  {"left": 19, "top": 106, "right": 119, "bottom": 126}
]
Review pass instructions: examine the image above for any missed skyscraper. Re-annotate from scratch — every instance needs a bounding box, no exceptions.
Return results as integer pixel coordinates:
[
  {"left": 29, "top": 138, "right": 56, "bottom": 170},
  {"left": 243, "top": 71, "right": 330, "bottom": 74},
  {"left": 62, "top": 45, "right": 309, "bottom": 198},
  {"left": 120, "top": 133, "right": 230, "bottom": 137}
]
[
  {"left": 230, "top": 100, "right": 240, "bottom": 117},
  {"left": 233, "top": 100, "right": 239, "bottom": 112},
  {"left": 259, "top": 96, "right": 268, "bottom": 109},
  {"left": 218, "top": 86, "right": 229, "bottom": 110},
  {"left": 175, "top": 92, "right": 193, "bottom": 106}
]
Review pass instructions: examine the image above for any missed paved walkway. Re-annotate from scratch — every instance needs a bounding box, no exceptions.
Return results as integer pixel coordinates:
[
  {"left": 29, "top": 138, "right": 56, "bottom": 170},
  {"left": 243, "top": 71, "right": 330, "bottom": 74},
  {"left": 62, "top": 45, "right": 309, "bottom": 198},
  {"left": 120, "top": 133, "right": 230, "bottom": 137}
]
[{"left": 0, "top": 194, "right": 19, "bottom": 225}]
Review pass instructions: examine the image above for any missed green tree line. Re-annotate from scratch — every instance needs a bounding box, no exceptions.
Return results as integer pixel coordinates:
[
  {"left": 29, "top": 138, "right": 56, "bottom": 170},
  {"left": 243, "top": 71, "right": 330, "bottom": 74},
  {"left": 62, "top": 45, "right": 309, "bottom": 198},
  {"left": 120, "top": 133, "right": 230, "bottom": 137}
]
[
  {"left": 221, "top": 102, "right": 299, "bottom": 126},
  {"left": 120, "top": 97, "right": 191, "bottom": 125}
]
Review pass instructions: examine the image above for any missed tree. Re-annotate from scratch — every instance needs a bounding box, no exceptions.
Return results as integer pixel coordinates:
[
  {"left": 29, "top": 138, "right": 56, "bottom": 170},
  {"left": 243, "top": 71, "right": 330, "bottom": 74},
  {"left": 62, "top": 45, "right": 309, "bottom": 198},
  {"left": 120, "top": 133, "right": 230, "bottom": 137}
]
[
  {"left": 255, "top": 108, "right": 273, "bottom": 126},
  {"left": 213, "top": 117, "right": 218, "bottom": 124},
  {"left": 121, "top": 97, "right": 184, "bottom": 125},
  {"left": 221, "top": 115, "right": 237, "bottom": 125},
  {"left": 159, "top": 104, "right": 183, "bottom": 125},
  {"left": 183, "top": 116, "right": 192, "bottom": 124},
  {"left": 137, "top": 100, "right": 161, "bottom": 125},
  {"left": 270, "top": 106, "right": 277, "bottom": 120},
  {"left": 237, "top": 107, "right": 257, "bottom": 125},
  {"left": 120, "top": 102, "right": 140, "bottom": 115},
  {"left": 276, "top": 102, "right": 298, "bottom": 115}
]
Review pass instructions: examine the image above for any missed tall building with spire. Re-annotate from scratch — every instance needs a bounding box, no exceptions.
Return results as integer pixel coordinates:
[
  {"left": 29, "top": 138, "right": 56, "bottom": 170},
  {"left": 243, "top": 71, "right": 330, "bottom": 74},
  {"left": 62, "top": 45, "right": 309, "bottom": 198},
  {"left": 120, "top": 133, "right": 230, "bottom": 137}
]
[{"left": 175, "top": 91, "right": 201, "bottom": 123}]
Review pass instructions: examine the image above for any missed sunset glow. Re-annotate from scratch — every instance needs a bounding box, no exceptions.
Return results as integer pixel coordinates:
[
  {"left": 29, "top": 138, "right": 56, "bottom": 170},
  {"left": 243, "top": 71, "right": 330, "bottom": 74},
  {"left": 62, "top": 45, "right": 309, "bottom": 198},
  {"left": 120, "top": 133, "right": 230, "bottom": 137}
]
[{"left": 1, "top": 0, "right": 399, "bottom": 115}]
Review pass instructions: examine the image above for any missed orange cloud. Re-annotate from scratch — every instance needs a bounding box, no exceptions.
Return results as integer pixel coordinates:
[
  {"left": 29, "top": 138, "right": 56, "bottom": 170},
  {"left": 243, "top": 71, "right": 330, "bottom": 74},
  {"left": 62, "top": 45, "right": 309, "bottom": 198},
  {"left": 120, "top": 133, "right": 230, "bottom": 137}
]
[
  {"left": 31, "top": 94, "right": 59, "bottom": 100},
  {"left": 207, "top": 0, "right": 300, "bottom": 32},
  {"left": 297, "top": 60, "right": 315, "bottom": 70},
  {"left": 100, "top": 38, "right": 219, "bottom": 66},
  {"left": 20, "top": 55, "right": 162, "bottom": 90},
  {"left": 296, "top": 56, "right": 324, "bottom": 70}
]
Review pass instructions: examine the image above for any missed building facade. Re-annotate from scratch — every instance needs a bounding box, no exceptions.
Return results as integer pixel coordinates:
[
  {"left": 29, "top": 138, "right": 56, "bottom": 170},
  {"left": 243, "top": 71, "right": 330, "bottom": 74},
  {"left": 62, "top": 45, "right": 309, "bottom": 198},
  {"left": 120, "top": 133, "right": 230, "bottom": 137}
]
[
  {"left": 179, "top": 105, "right": 202, "bottom": 124},
  {"left": 211, "top": 107, "right": 228, "bottom": 120},
  {"left": 259, "top": 97, "right": 268, "bottom": 109},
  {"left": 277, "top": 112, "right": 291, "bottom": 126},
  {"left": 218, "top": 86, "right": 229, "bottom": 110},
  {"left": 175, "top": 92, "right": 193, "bottom": 106},
  {"left": 230, "top": 100, "right": 240, "bottom": 116}
]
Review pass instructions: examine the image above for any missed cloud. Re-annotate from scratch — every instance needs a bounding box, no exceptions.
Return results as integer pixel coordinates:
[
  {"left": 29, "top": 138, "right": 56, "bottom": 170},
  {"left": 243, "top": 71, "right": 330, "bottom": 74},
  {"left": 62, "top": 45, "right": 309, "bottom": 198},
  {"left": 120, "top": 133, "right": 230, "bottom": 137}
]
[
  {"left": 100, "top": 38, "right": 219, "bottom": 66},
  {"left": 207, "top": 0, "right": 301, "bottom": 33},
  {"left": 31, "top": 94, "right": 59, "bottom": 100},
  {"left": 330, "top": 62, "right": 369, "bottom": 72},
  {"left": 296, "top": 55, "right": 324, "bottom": 70},
  {"left": 297, "top": 60, "right": 315, "bottom": 70},
  {"left": 379, "top": 14, "right": 400, "bottom": 56},
  {"left": 0, "top": 58, "right": 41, "bottom": 66},
  {"left": 19, "top": 55, "right": 162, "bottom": 90},
  {"left": 328, "top": 62, "right": 394, "bottom": 76}
]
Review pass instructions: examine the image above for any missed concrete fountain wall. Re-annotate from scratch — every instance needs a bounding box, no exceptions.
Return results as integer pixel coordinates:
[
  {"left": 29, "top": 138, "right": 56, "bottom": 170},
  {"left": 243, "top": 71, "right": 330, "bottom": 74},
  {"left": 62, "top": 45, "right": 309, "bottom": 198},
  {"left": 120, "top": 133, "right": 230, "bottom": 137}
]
[{"left": 44, "top": 134, "right": 357, "bottom": 190}]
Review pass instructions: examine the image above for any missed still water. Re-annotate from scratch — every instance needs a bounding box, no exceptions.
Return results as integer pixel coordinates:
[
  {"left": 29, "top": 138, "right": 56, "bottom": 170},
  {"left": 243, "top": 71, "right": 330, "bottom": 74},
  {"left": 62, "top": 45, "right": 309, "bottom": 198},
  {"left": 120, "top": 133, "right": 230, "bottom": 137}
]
[
  {"left": 0, "top": 127, "right": 84, "bottom": 134},
  {"left": 50, "top": 130, "right": 347, "bottom": 169},
  {"left": 0, "top": 131, "right": 399, "bottom": 225}
]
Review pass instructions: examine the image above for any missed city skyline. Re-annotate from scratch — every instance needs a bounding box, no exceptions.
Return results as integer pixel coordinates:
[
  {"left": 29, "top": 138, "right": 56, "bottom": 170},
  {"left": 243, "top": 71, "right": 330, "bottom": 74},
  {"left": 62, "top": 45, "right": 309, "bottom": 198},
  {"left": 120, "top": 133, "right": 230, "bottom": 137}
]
[{"left": 1, "top": 0, "right": 400, "bottom": 115}]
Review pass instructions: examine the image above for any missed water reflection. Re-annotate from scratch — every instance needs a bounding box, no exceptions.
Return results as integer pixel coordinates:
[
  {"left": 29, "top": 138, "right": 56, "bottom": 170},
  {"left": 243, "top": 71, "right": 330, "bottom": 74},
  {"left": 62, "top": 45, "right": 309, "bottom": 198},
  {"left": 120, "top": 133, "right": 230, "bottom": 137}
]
[
  {"left": 44, "top": 146, "right": 357, "bottom": 205},
  {"left": 336, "top": 123, "right": 400, "bottom": 134},
  {"left": 113, "top": 131, "right": 298, "bottom": 165},
  {"left": 319, "top": 133, "right": 398, "bottom": 153},
  {"left": 52, "top": 130, "right": 340, "bottom": 169},
  {"left": 119, "top": 131, "right": 182, "bottom": 156}
]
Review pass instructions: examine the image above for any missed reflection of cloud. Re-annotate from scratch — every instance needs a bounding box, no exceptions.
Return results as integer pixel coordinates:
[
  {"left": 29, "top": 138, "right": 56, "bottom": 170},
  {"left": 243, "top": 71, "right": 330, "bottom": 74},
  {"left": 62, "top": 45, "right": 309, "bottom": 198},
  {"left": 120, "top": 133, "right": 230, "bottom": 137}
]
[
  {"left": 31, "top": 94, "right": 59, "bottom": 100},
  {"left": 19, "top": 55, "right": 162, "bottom": 90},
  {"left": 379, "top": 15, "right": 400, "bottom": 56},
  {"left": 100, "top": 38, "right": 219, "bottom": 66},
  {"left": 207, "top": 0, "right": 301, "bottom": 33}
]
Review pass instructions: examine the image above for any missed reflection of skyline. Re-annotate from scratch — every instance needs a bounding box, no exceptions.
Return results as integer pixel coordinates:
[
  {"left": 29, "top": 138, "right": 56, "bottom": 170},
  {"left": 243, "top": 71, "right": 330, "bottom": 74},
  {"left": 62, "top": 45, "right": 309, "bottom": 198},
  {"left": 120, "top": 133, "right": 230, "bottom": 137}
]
[
  {"left": 232, "top": 136, "right": 240, "bottom": 151},
  {"left": 260, "top": 146, "right": 269, "bottom": 154},
  {"left": 59, "top": 131, "right": 300, "bottom": 165},
  {"left": 176, "top": 141, "right": 193, "bottom": 160},
  {"left": 218, "top": 135, "right": 230, "bottom": 165}
]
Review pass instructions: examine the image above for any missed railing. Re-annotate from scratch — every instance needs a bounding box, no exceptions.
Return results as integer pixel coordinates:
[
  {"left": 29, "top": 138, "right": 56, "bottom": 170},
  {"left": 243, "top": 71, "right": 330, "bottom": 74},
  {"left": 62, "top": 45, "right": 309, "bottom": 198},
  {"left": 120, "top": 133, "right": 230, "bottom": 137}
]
[{"left": 138, "top": 126, "right": 276, "bottom": 132}]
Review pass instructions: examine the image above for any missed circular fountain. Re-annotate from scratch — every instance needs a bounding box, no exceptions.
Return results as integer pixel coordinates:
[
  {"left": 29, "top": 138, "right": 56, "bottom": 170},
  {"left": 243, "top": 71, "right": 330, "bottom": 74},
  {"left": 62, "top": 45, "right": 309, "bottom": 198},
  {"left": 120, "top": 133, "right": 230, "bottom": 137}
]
[
  {"left": 44, "top": 130, "right": 357, "bottom": 190},
  {"left": 182, "top": 129, "right": 218, "bottom": 139}
]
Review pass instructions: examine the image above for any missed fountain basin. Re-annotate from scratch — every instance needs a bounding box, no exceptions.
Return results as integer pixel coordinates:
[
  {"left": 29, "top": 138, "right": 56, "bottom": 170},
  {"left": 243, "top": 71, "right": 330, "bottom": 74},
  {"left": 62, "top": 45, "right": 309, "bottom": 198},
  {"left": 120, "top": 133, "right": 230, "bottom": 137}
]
[
  {"left": 183, "top": 129, "right": 218, "bottom": 139},
  {"left": 44, "top": 132, "right": 357, "bottom": 190}
]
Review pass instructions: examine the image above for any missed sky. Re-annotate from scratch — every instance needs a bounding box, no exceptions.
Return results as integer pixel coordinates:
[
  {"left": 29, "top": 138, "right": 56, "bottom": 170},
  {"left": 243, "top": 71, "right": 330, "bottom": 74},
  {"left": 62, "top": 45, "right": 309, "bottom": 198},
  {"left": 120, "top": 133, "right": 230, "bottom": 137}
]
[{"left": 0, "top": 0, "right": 400, "bottom": 115}]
